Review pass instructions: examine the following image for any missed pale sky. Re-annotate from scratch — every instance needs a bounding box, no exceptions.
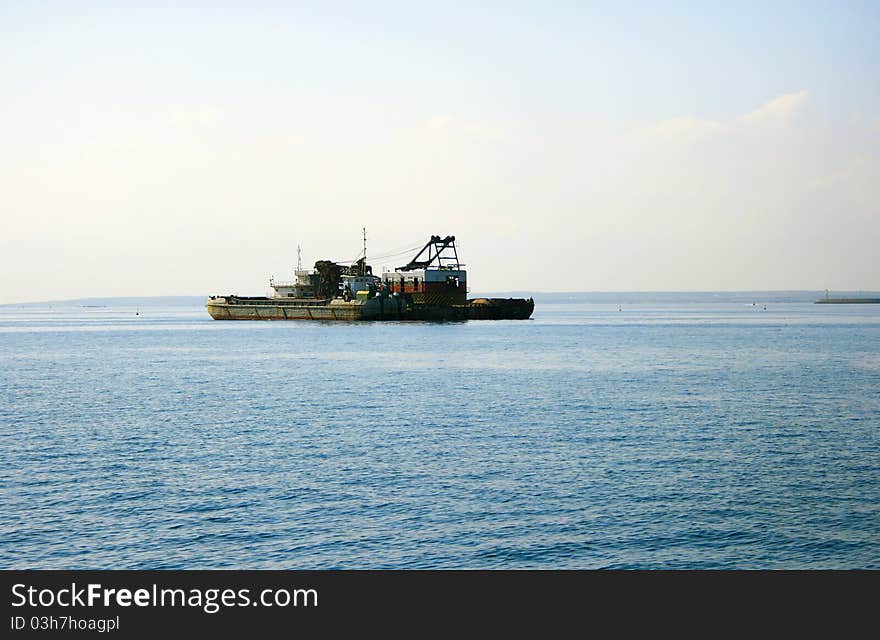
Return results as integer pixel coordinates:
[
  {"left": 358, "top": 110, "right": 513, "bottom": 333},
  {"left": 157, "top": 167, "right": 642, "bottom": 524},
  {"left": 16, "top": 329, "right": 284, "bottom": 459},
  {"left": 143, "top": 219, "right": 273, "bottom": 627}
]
[{"left": 2, "top": 2, "right": 879, "bottom": 303}]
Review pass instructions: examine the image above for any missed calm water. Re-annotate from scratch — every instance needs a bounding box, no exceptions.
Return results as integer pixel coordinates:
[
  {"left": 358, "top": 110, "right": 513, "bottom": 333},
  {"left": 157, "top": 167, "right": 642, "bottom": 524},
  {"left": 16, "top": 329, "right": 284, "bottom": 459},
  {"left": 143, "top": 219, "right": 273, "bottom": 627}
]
[{"left": 1, "top": 294, "right": 878, "bottom": 569}]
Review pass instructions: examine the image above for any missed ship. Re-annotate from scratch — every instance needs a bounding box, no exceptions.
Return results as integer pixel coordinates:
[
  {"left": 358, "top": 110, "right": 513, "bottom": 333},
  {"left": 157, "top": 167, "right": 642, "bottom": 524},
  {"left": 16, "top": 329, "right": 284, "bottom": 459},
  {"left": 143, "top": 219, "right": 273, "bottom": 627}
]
[
  {"left": 206, "top": 234, "right": 534, "bottom": 321},
  {"left": 815, "top": 290, "right": 880, "bottom": 304}
]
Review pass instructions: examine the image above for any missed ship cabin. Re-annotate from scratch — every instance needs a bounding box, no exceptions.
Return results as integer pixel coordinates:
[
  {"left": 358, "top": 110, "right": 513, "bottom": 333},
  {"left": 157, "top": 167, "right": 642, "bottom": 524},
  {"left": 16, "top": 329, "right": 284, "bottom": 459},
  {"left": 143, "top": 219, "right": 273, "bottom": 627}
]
[
  {"left": 383, "top": 235, "right": 468, "bottom": 306},
  {"left": 269, "top": 269, "right": 316, "bottom": 299},
  {"left": 341, "top": 274, "right": 379, "bottom": 299},
  {"left": 382, "top": 268, "right": 467, "bottom": 306}
]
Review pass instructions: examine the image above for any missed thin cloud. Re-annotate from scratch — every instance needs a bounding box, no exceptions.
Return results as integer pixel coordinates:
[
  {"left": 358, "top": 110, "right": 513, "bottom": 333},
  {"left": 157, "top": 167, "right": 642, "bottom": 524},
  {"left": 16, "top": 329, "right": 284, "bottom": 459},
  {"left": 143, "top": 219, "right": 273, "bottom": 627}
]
[
  {"left": 632, "top": 116, "right": 724, "bottom": 140},
  {"left": 168, "top": 108, "right": 224, "bottom": 127},
  {"left": 401, "top": 115, "right": 505, "bottom": 142},
  {"left": 633, "top": 90, "right": 810, "bottom": 140},
  {"left": 739, "top": 89, "right": 809, "bottom": 124}
]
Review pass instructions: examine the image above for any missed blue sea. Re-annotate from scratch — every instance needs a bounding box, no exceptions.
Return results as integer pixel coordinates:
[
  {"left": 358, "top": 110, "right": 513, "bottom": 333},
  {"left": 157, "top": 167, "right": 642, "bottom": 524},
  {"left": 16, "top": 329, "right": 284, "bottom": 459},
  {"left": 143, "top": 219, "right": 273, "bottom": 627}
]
[{"left": 1, "top": 293, "right": 878, "bottom": 569}]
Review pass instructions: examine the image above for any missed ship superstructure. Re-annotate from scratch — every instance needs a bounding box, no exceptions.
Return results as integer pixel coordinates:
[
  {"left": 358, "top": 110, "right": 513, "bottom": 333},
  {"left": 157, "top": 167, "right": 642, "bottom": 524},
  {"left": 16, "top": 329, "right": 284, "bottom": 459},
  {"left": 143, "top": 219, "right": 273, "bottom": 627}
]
[
  {"left": 269, "top": 247, "right": 317, "bottom": 298},
  {"left": 382, "top": 235, "right": 467, "bottom": 306}
]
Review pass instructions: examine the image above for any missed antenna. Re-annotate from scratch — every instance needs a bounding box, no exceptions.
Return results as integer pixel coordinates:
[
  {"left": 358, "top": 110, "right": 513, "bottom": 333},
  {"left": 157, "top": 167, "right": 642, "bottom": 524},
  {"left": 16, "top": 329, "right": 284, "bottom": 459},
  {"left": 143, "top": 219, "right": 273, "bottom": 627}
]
[
  {"left": 362, "top": 227, "right": 367, "bottom": 262},
  {"left": 297, "top": 245, "right": 302, "bottom": 272}
]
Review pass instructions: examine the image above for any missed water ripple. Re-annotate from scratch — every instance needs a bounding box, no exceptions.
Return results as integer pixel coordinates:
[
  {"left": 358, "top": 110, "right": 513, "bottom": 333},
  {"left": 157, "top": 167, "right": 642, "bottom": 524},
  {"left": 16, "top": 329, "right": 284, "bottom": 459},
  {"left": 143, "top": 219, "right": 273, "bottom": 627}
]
[{"left": 1, "top": 302, "right": 878, "bottom": 568}]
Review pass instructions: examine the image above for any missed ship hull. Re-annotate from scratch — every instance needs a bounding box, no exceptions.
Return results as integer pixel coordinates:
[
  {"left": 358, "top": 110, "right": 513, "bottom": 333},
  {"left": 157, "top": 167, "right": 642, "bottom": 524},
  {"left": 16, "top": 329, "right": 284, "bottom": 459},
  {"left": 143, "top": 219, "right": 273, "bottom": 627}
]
[
  {"left": 815, "top": 298, "right": 880, "bottom": 304},
  {"left": 206, "top": 296, "right": 534, "bottom": 321},
  {"left": 206, "top": 296, "right": 408, "bottom": 321}
]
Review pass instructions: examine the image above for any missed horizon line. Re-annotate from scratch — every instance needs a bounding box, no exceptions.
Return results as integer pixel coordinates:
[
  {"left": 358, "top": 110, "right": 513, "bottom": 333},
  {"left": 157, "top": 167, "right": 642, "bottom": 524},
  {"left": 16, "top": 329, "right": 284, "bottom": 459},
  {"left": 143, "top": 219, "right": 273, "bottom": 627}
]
[{"left": 4, "top": 289, "right": 880, "bottom": 307}]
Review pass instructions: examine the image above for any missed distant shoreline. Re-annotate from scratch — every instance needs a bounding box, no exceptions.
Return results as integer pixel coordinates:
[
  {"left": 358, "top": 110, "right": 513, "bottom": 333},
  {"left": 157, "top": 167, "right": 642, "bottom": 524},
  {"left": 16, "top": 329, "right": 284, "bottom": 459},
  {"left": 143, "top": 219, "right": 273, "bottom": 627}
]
[{"left": 4, "top": 291, "right": 880, "bottom": 308}]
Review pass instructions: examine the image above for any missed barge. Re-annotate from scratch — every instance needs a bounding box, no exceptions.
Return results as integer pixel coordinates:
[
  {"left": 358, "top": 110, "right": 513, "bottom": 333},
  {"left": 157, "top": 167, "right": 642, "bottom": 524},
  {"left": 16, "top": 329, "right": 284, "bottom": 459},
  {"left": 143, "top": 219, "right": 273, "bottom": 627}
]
[
  {"left": 206, "top": 234, "right": 534, "bottom": 321},
  {"left": 815, "top": 290, "right": 880, "bottom": 304}
]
